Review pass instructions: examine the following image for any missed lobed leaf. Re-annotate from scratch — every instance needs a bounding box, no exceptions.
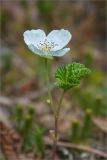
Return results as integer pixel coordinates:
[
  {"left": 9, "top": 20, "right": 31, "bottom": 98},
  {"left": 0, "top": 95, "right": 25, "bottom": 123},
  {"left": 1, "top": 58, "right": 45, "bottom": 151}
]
[{"left": 55, "top": 63, "right": 91, "bottom": 91}]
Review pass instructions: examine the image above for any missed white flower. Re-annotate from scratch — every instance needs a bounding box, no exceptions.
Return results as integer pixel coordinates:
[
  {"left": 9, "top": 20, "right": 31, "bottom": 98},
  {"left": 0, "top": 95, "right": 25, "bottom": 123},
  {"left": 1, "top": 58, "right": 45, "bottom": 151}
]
[{"left": 23, "top": 29, "right": 72, "bottom": 59}]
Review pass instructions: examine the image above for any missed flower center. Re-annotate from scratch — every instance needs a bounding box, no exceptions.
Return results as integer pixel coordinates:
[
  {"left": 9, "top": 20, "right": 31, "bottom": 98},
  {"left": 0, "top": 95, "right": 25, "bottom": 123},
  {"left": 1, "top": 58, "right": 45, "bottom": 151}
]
[{"left": 37, "top": 39, "right": 58, "bottom": 54}]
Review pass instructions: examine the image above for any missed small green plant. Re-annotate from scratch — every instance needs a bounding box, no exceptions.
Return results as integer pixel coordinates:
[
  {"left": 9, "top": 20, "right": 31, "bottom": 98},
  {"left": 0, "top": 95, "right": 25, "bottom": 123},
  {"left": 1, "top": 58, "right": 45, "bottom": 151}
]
[
  {"left": 23, "top": 29, "right": 91, "bottom": 159},
  {"left": 12, "top": 105, "right": 35, "bottom": 150},
  {"left": 81, "top": 109, "right": 93, "bottom": 141},
  {"left": 12, "top": 104, "right": 45, "bottom": 158},
  {"left": 71, "top": 83, "right": 107, "bottom": 116},
  {"left": 70, "top": 119, "right": 81, "bottom": 143},
  {"left": 70, "top": 109, "right": 93, "bottom": 143},
  {"left": 22, "top": 114, "right": 34, "bottom": 151},
  {"left": 34, "top": 127, "right": 45, "bottom": 158}
]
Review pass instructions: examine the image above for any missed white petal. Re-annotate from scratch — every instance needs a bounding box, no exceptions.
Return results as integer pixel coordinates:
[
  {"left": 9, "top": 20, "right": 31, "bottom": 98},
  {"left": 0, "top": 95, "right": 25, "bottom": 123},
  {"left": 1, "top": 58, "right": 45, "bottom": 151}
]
[
  {"left": 47, "top": 29, "right": 72, "bottom": 51},
  {"left": 23, "top": 29, "right": 46, "bottom": 46},
  {"left": 28, "top": 44, "right": 44, "bottom": 56},
  {"left": 51, "top": 48, "right": 70, "bottom": 57},
  {"left": 28, "top": 44, "right": 53, "bottom": 59}
]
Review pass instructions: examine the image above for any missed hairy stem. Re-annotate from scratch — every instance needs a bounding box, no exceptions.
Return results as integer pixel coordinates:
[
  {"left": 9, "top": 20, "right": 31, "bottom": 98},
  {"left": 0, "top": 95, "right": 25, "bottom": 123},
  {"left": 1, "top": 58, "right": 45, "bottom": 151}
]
[
  {"left": 57, "top": 90, "right": 65, "bottom": 118},
  {"left": 52, "top": 90, "right": 65, "bottom": 160},
  {"left": 52, "top": 115, "right": 58, "bottom": 160},
  {"left": 44, "top": 58, "right": 55, "bottom": 115},
  {"left": 44, "top": 58, "right": 57, "bottom": 159},
  {"left": 44, "top": 58, "right": 65, "bottom": 159}
]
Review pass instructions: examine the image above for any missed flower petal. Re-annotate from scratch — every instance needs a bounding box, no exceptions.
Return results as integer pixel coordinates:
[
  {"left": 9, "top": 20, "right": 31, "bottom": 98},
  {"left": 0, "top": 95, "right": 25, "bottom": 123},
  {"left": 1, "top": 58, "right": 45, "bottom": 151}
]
[
  {"left": 23, "top": 29, "right": 46, "bottom": 46},
  {"left": 47, "top": 29, "right": 72, "bottom": 51},
  {"left": 28, "top": 44, "right": 44, "bottom": 56},
  {"left": 51, "top": 48, "right": 70, "bottom": 57},
  {"left": 28, "top": 44, "right": 53, "bottom": 59}
]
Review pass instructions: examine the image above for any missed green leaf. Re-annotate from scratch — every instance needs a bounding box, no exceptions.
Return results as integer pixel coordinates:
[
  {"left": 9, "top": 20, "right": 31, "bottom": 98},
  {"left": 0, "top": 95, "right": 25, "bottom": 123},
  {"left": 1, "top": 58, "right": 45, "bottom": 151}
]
[{"left": 55, "top": 63, "right": 91, "bottom": 91}]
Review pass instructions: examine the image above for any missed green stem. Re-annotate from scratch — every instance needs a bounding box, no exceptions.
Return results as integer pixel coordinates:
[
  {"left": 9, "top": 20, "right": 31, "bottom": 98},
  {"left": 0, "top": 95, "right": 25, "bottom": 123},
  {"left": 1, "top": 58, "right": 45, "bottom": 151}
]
[
  {"left": 52, "top": 90, "right": 65, "bottom": 160},
  {"left": 44, "top": 58, "right": 65, "bottom": 160},
  {"left": 57, "top": 90, "right": 65, "bottom": 118},
  {"left": 44, "top": 58, "right": 55, "bottom": 116}
]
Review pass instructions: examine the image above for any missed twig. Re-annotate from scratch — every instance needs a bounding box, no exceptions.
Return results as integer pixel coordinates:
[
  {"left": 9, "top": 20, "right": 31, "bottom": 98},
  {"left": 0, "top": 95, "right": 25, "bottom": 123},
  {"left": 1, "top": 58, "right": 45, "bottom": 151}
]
[
  {"left": 93, "top": 118, "right": 107, "bottom": 133},
  {"left": 44, "top": 137, "right": 107, "bottom": 158}
]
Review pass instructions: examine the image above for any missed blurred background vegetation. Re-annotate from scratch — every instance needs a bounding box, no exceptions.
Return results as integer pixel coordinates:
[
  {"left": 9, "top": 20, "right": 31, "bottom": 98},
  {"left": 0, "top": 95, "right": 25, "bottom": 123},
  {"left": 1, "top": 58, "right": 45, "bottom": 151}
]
[
  {"left": 0, "top": 0, "right": 107, "bottom": 159},
  {"left": 0, "top": 0, "right": 106, "bottom": 112},
  {"left": 0, "top": 0, "right": 106, "bottom": 93}
]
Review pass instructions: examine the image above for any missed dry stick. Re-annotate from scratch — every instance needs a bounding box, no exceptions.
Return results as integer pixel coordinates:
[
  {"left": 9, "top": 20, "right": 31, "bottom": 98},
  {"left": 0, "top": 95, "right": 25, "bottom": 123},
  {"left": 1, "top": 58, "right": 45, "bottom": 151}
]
[
  {"left": 44, "top": 137, "right": 107, "bottom": 158},
  {"left": 93, "top": 118, "right": 107, "bottom": 133},
  {"left": 58, "top": 141, "right": 107, "bottom": 158}
]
